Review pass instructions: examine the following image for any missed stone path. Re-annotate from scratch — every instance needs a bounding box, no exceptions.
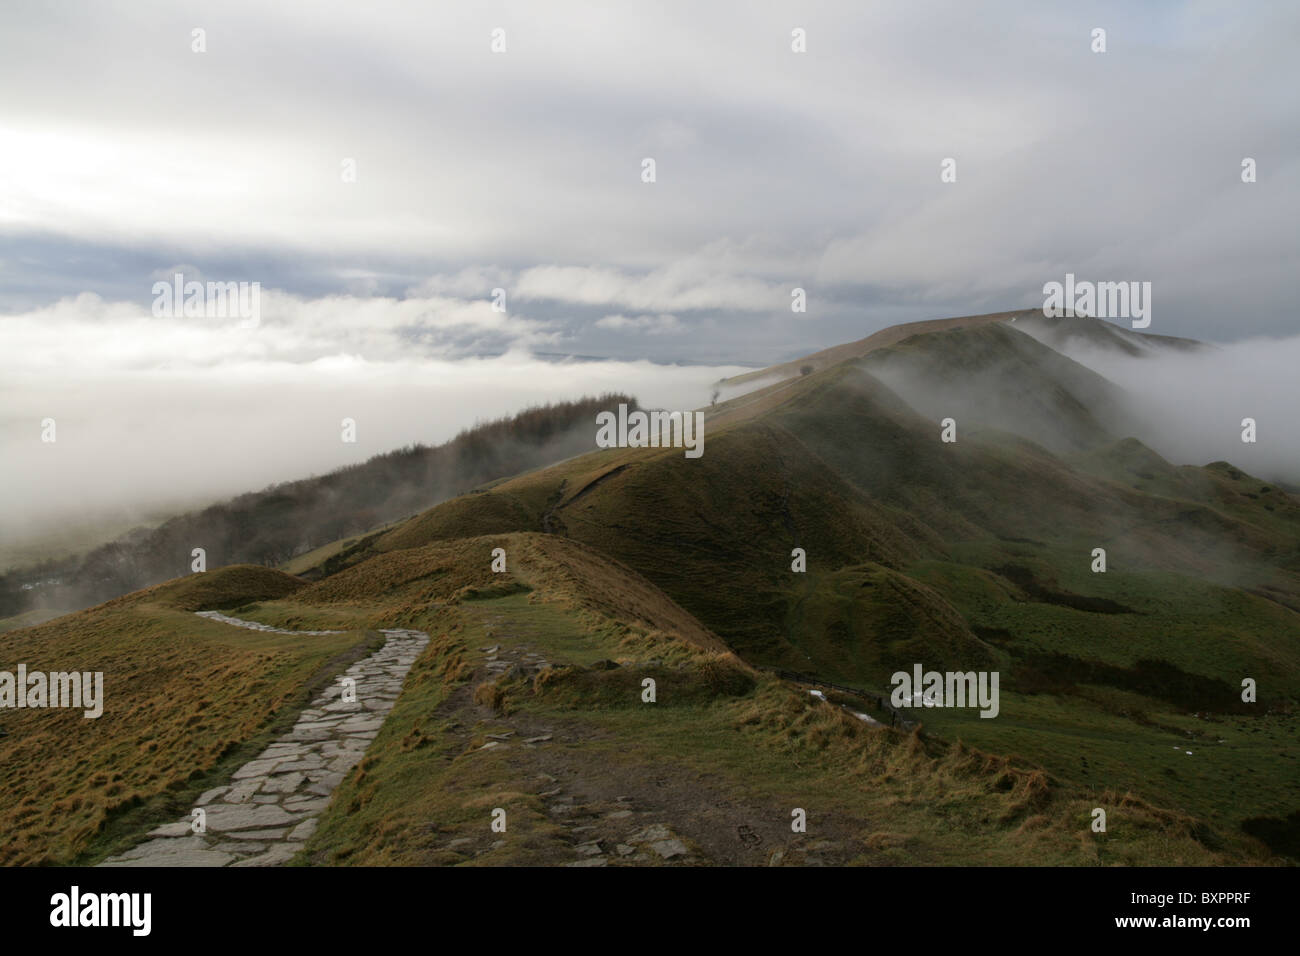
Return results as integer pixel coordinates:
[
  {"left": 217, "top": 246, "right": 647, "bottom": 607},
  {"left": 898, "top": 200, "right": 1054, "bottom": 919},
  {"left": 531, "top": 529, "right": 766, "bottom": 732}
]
[
  {"left": 194, "top": 610, "right": 346, "bottom": 636},
  {"left": 99, "top": 614, "right": 428, "bottom": 867}
]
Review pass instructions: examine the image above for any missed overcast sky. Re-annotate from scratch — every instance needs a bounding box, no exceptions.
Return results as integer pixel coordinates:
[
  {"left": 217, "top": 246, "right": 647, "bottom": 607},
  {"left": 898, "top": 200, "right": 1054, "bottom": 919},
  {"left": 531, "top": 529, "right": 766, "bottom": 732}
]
[{"left": 2, "top": 1, "right": 1297, "bottom": 553}]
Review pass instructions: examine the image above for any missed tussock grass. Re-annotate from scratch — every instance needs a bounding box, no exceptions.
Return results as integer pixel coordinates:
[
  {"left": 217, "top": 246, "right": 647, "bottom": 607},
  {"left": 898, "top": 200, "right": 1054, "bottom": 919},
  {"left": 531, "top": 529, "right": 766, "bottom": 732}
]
[
  {"left": 297, "top": 583, "right": 1257, "bottom": 866},
  {"left": 0, "top": 566, "right": 365, "bottom": 865}
]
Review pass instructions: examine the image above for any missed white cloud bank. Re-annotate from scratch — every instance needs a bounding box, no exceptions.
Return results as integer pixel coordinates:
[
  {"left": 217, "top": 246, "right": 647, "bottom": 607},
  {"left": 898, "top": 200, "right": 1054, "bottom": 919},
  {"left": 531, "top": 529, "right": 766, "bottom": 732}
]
[
  {"left": 0, "top": 291, "right": 747, "bottom": 553},
  {"left": 1044, "top": 335, "right": 1300, "bottom": 486}
]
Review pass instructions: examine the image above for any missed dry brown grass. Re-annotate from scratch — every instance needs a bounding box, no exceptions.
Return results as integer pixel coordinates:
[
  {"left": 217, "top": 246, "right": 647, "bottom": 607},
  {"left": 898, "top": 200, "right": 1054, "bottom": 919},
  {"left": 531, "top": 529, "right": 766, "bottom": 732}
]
[
  {"left": 295, "top": 531, "right": 731, "bottom": 658},
  {"left": 0, "top": 566, "right": 362, "bottom": 865}
]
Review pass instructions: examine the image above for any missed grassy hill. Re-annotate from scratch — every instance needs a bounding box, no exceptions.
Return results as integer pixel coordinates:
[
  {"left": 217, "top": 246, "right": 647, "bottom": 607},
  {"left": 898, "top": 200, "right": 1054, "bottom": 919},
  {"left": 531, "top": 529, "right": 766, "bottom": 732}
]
[
  {"left": 719, "top": 308, "right": 1040, "bottom": 387},
  {"left": 277, "top": 314, "right": 1298, "bottom": 859},
  {"left": 859, "top": 323, "right": 1134, "bottom": 454},
  {"left": 293, "top": 540, "right": 1248, "bottom": 866},
  {"left": 3, "top": 310, "right": 1295, "bottom": 865},
  {"left": 0, "top": 394, "right": 635, "bottom": 622},
  {"left": 720, "top": 310, "right": 1202, "bottom": 390},
  {"left": 1010, "top": 312, "right": 1206, "bottom": 358}
]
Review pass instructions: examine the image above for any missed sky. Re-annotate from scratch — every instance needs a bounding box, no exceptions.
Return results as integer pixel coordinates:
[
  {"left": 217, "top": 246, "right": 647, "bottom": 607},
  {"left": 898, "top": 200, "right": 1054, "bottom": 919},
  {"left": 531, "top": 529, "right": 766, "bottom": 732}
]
[{"left": 1, "top": 0, "right": 1297, "bottom": 553}]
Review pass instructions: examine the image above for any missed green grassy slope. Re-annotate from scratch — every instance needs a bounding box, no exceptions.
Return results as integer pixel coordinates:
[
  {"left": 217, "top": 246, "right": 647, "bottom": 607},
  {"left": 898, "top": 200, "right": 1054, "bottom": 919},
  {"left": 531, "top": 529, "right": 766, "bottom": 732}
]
[
  {"left": 859, "top": 323, "right": 1134, "bottom": 454},
  {"left": 269, "top": 536, "right": 1248, "bottom": 865},
  {"left": 10, "top": 312, "right": 1292, "bottom": 866},
  {"left": 300, "top": 325, "right": 1298, "bottom": 858}
]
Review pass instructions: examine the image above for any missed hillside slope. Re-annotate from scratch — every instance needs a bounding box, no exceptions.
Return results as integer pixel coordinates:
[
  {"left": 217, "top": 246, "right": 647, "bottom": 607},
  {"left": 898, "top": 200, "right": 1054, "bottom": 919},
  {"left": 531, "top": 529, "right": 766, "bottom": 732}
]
[
  {"left": 0, "top": 566, "right": 368, "bottom": 865},
  {"left": 7, "top": 311, "right": 1294, "bottom": 866},
  {"left": 0, "top": 394, "right": 635, "bottom": 621},
  {"left": 859, "top": 323, "right": 1134, "bottom": 454},
  {"left": 291, "top": 318, "right": 1300, "bottom": 859}
]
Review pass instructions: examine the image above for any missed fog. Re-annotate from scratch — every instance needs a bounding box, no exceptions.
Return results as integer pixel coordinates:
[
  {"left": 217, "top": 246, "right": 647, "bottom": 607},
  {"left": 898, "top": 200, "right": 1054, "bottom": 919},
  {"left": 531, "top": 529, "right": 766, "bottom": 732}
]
[
  {"left": 0, "top": 345, "right": 747, "bottom": 567},
  {"left": 5, "top": 1, "right": 1298, "bottom": 566},
  {"left": 1029, "top": 334, "right": 1300, "bottom": 486}
]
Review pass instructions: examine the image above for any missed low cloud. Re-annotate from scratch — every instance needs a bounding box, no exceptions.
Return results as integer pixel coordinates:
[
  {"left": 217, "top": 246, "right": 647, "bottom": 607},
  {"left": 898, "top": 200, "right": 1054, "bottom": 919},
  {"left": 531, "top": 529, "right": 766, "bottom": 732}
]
[
  {"left": 595, "top": 313, "right": 682, "bottom": 334},
  {"left": 1042, "top": 335, "right": 1300, "bottom": 486},
  {"left": 514, "top": 262, "right": 790, "bottom": 313},
  {"left": 0, "top": 291, "right": 747, "bottom": 558}
]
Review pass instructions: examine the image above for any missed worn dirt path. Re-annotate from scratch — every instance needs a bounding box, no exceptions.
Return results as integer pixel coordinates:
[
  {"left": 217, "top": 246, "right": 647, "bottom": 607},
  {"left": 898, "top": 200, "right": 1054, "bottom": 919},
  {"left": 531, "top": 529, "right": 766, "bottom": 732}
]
[{"left": 426, "top": 604, "right": 865, "bottom": 866}]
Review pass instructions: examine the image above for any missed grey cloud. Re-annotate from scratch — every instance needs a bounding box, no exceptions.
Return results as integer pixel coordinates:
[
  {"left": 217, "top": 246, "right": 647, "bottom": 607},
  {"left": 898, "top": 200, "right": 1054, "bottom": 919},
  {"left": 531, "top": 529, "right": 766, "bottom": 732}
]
[{"left": 1, "top": 0, "right": 1297, "bottom": 544}]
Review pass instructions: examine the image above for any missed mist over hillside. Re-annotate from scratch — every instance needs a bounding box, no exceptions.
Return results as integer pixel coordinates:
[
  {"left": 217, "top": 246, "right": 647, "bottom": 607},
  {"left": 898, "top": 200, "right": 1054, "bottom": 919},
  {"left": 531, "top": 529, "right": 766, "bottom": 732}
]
[
  {"left": 0, "top": 394, "right": 635, "bottom": 618},
  {"left": 216, "top": 309, "right": 1295, "bottom": 865},
  {"left": 3, "top": 0, "right": 1298, "bottom": 897},
  {"left": 1018, "top": 327, "right": 1300, "bottom": 487},
  {"left": 4, "top": 307, "right": 1298, "bottom": 876},
  {"left": 0, "top": 346, "right": 748, "bottom": 564}
]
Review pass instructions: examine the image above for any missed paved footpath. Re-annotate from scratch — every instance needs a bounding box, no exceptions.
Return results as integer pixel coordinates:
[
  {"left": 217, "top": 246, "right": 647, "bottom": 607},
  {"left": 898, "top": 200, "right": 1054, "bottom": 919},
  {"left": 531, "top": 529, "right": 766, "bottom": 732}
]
[{"left": 99, "top": 614, "right": 428, "bottom": 867}]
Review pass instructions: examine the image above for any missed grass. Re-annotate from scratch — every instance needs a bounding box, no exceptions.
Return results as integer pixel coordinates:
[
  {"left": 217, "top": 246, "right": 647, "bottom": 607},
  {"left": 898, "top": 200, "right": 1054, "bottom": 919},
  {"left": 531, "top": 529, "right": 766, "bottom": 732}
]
[
  {"left": 0, "top": 608, "right": 64, "bottom": 634},
  {"left": 7, "top": 315, "right": 1295, "bottom": 866},
  {"left": 0, "top": 566, "right": 369, "bottom": 865},
  {"left": 277, "top": 517, "right": 407, "bottom": 576},
  {"left": 275, "top": 324, "right": 1299, "bottom": 862},
  {"left": 299, "top": 590, "right": 1252, "bottom": 866}
]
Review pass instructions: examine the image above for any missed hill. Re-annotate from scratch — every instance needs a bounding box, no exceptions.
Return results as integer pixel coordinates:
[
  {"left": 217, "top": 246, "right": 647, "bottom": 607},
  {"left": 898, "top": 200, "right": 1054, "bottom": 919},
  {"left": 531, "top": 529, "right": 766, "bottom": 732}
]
[
  {"left": 4, "top": 530, "right": 1248, "bottom": 865},
  {"left": 721, "top": 310, "right": 1204, "bottom": 391},
  {"left": 0, "top": 394, "right": 636, "bottom": 622},
  {"left": 282, "top": 313, "right": 1299, "bottom": 859},
  {"left": 859, "top": 323, "right": 1134, "bottom": 454},
  {"left": 5, "top": 310, "right": 1295, "bottom": 866},
  {"left": 720, "top": 308, "right": 1040, "bottom": 387},
  {"left": 1010, "top": 312, "right": 1206, "bottom": 359}
]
